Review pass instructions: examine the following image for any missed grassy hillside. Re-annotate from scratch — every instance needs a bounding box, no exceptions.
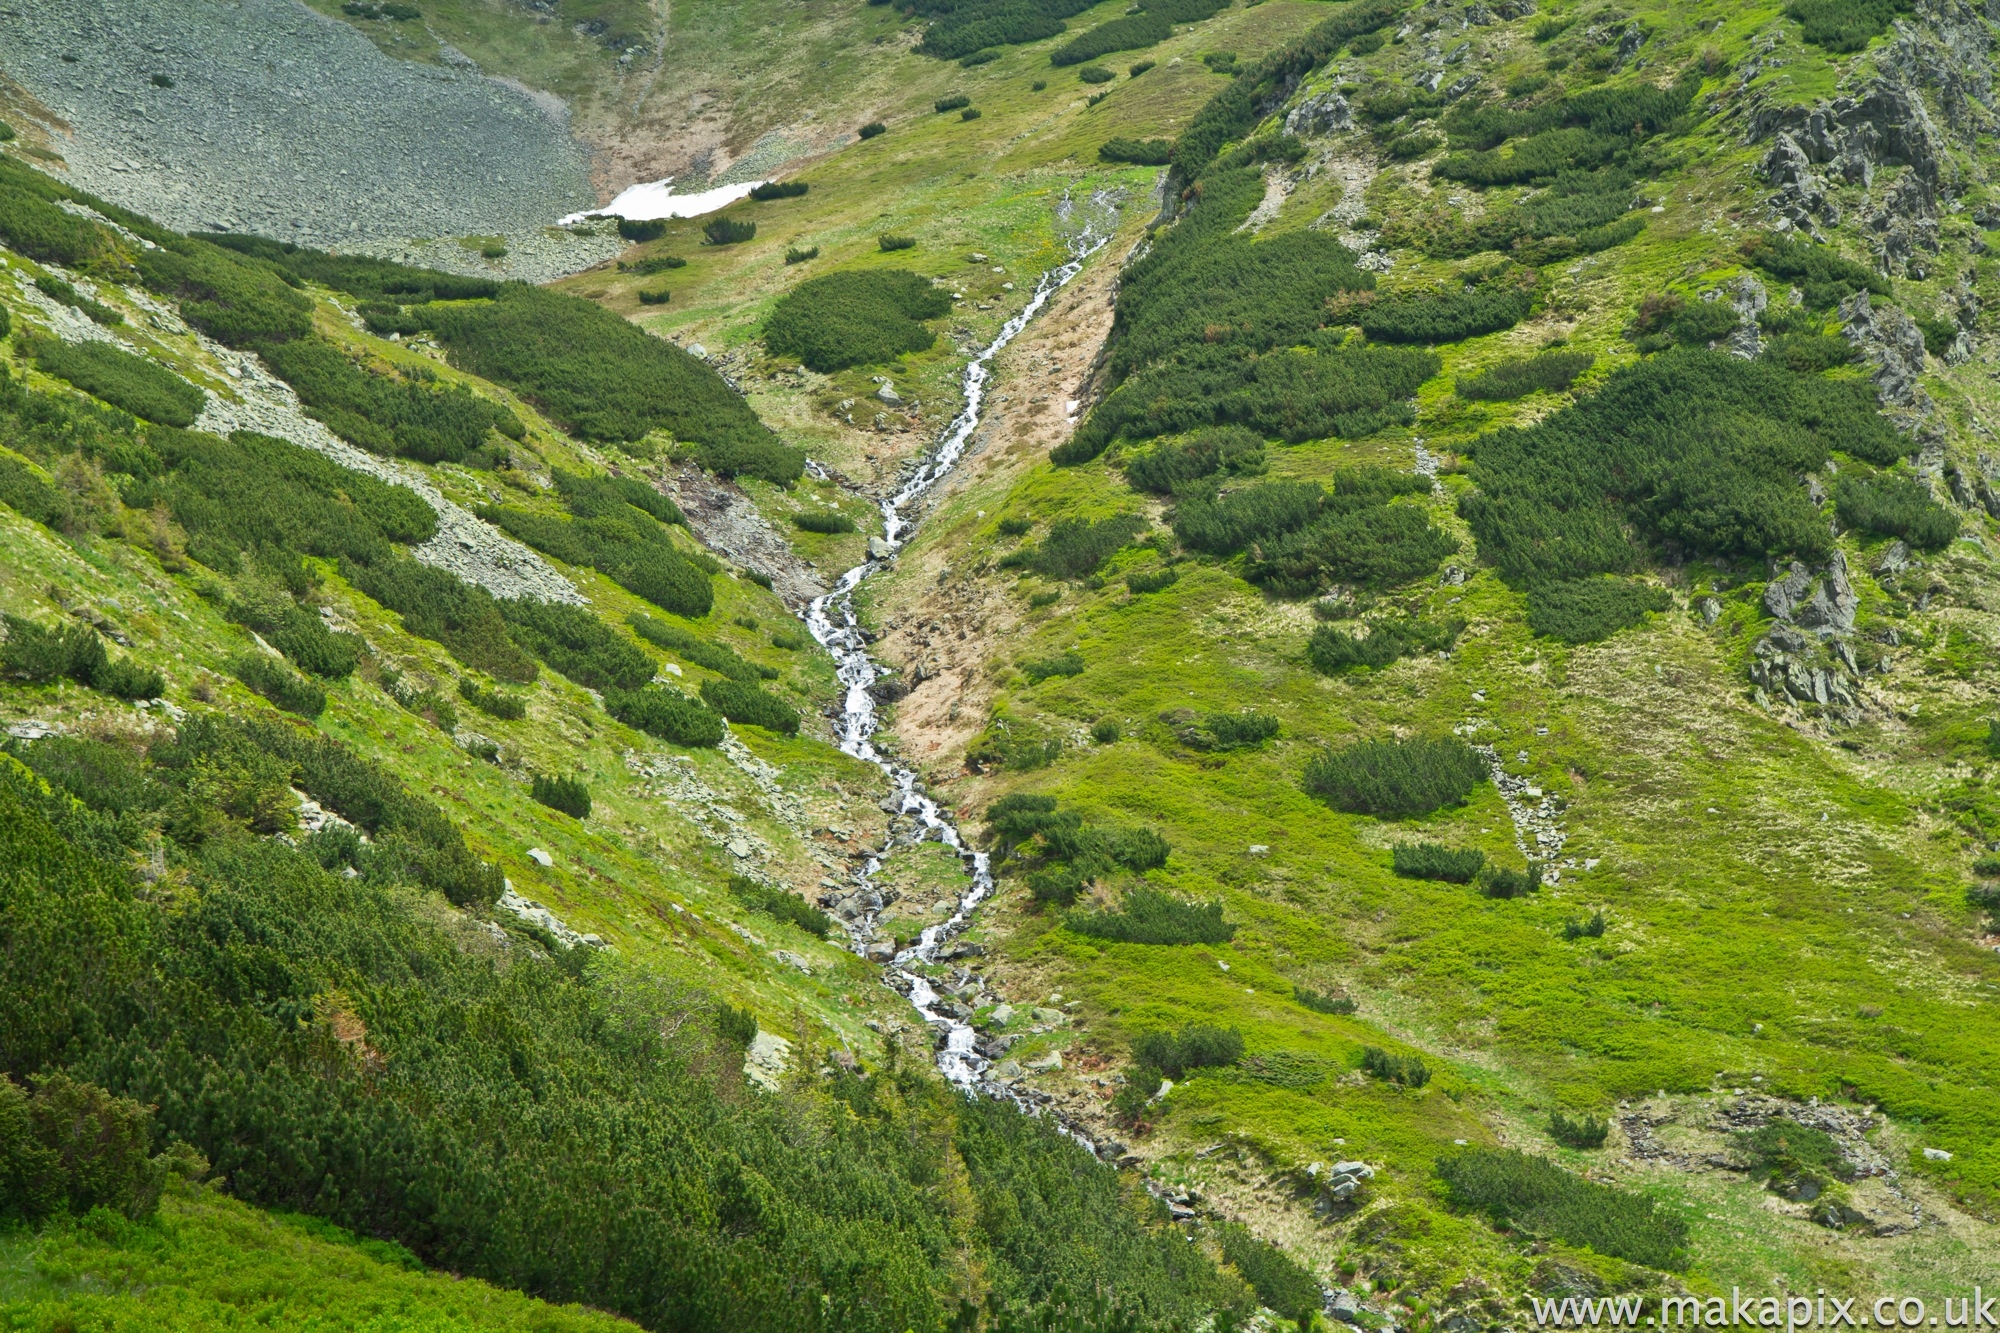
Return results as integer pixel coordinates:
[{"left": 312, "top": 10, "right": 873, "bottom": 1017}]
[{"left": 9, "top": 0, "right": 2000, "bottom": 1321}]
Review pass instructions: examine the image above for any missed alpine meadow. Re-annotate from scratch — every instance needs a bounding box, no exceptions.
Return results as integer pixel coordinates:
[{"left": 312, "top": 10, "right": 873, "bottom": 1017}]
[{"left": 4, "top": 0, "right": 2000, "bottom": 1326}]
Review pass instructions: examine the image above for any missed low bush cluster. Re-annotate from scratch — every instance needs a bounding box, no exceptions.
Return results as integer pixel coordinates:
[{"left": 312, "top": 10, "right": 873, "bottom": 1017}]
[
  {"left": 343, "top": 557, "right": 539, "bottom": 683},
  {"left": 1294, "top": 988, "right": 1357, "bottom": 1015},
  {"left": 1384, "top": 165, "right": 1645, "bottom": 266},
  {"left": 1550, "top": 1111, "right": 1611, "bottom": 1148},
  {"left": 728, "top": 874, "right": 833, "bottom": 938},
  {"left": 2, "top": 614, "right": 162, "bottom": 700},
  {"left": 0, "top": 1072, "right": 201, "bottom": 1226},
  {"left": 879, "top": 234, "right": 918, "bottom": 252},
  {"left": 1525, "top": 577, "right": 1673, "bottom": 644},
  {"left": 481, "top": 499, "right": 714, "bottom": 618},
  {"left": 764, "top": 269, "right": 952, "bottom": 372},
  {"left": 1834, "top": 471, "right": 1959, "bottom": 550},
  {"left": 33, "top": 274, "right": 122, "bottom": 327},
  {"left": 617, "top": 218, "right": 668, "bottom": 243},
  {"left": 1001, "top": 513, "right": 1145, "bottom": 580},
  {"left": 500, "top": 597, "right": 655, "bottom": 691},
  {"left": 457, "top": 676, "right": 527, "bottom": 720},
  {"left": 1170, "top": 709, "right": 1279, "bottom": 751},
  {"left": 1360, "top": 1046, "right": 1431, "bottom": 1087},
  {"left": 1051, "top": 13, "right": 1169, "bottom": 66},
  {"left": 1456, "top": 350, "right": 1593, "bottom": 400},
  {"left": 1302, "top": 736, "right": 1487, "bottom": 819},
  {"left": 264, "top": 337, "right": 520, "bottom": 465},
  {"left": 1172, "top": 471, "right": 1455, "bottom": 595},
  {"left": 604, "top": 683, "right": 726, "bottom": 747},
  {"left": 1131, "top": 1024, "right": 1243, "bottom": 1080},
  {"left": 629, "top": 614, "right": 774, "bottom": 682},
  {"left": 793, "top": 510, "right": 858, "bottom": 534},
  {"left": 1562, "top": 910, "right": 1607, "bottom": 940},
  {"left": 1432, "top": 75, "right": 1700, "bottom": 189},
  {"left": 1068, "top": 887, "right": 1234, "bottom": 944},
  {"left": 531, "top": 773, "right": 592, "bottom": 819},
  {"left": 1438, "top": 1148, "right": 1689, "bottom": 1269},
  {"left": 1480, "top": 862, "right": 1543, "bottom": 898},
  {"left": 1126, "top": 567, "right": 1180, "bottom": 594},
  {"left": 908, "top": 0, "right": 1099, "bottom": 59},
  {"left": 1347, "top": 282, "right": 1535, "bottom": 344},
  {"left": 858, "top": 120, "right": 887, "bottom": 139},
  {"left": 1785, "top": 0, "right": 1911, "bottom": 52},
  {"left": 1123, "top": 426, "right": 1265, "bottom": 494},
  {"left": 232, "top": 652, "right": 326, "bottom": 718},
  {"left": 935, "top": 95, "right": 972, "bottom": 112},
  {"left": 703, "top": 217, "right": 756, "bottom": 246},
  {"left": 1215, "top": 1222, "right": 1322, "bottom": 1324},
  {"left": 1099, "top": 138, "right": 1173, "bottom": 165},
  {"left": 1307, "top": 616, "right": 1464, "bottom": 673},
  {"left": 1461, "top": 349, "right": 1906, "bottom": 589},
  {"left": 986, "top": 793, "right": 1169, "bottom": 908},
  {"left": 26, "top": 338, "right": 205, "bottom": 427},
  {"left": 699, "top": 677, "right": 800, "bottom": 735},
  {"left": 1741, "top": 233, "right": 1888, "bottom": 310},
  {"left": 1392, "top": 841, "right": 1485, "bottom": 883},
  {"left": 1021, "top": 650, "right": 1085, "bottom": 684},
  {"left": 417, "top": 284, "right": 802, "bottom": 482},
  {"left": 749, "top": 181, "right": 809, "bottom": 201}
]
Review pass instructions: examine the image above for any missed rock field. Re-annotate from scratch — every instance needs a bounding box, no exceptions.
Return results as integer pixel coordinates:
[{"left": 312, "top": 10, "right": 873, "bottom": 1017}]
[{"left": 1, "top": 0, "right": 598, "bottom": 250}]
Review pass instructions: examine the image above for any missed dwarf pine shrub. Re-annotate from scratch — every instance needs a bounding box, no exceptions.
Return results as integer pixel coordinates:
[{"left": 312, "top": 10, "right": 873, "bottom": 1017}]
[
  {"left": 1132, "top": 1024, "right": 1243, "bottom": 1079},
  {"left": 604, "top": 684, "right": 725, "bottom": 747},
  {"left": 1438, "top": 1148, "right": 1690, "bottom": 1269},
  {"left": 1361, "top": 1046, "right": 1430, "bottom": 1087},
  {"left": 1069, "top": 888, "right": 1234, "bottom": 945},
  {"left": 728, "top": 874, "right": 832, "bottom": 938},
  {"left": 1392, "top": 841, "right": 1485, "bottom": 882},
  {"left": 1302, "top": 737, "right": 1486, "bottom": 818},
  {"left": 1550, "top": 1111, "right": 1611, "bottom": 1148}
]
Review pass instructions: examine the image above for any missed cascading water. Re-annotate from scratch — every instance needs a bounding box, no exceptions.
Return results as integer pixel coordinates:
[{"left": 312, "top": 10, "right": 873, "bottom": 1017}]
[{"left": 803, "top": 200, "right": 1109, "bottom": 1097}]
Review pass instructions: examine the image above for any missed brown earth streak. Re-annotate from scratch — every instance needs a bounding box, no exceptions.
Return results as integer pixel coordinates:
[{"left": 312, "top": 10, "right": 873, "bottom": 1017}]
[{"left": 867, "top": 224, "right": 1140, "bottom": 783}]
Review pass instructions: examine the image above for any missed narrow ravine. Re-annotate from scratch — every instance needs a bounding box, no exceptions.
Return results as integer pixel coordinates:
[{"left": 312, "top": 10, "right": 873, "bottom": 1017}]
[{"left": 803, "top": 197, "right": 1110, "bottom": 1098}]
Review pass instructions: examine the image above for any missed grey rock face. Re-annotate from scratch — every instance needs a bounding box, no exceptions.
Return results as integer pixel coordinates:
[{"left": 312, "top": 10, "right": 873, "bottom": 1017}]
[
  {"left": 1728, "top": 275, "right": 1768, "bottom": 358},
  {"left": 1763, "top": 553, "right": 1858, "bottom": 633},
  {"left": 1287, "top": 90, "right": 1353, "bottom": 136},
  {"left": 1840, "top": 291, "right": 1930, "bottom": 406}
]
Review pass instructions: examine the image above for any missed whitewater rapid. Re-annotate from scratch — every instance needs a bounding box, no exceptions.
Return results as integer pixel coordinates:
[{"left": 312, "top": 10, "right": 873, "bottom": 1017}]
[{"left": 803, "top": 204, "right": 1108, "bottom": 1092}]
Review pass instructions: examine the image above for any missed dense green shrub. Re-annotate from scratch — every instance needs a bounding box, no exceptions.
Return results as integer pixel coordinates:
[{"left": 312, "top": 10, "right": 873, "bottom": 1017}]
[
  {"left": 637, "top": 288, "right": 671, "bottom": 306},
  {"left": 342, "top": 557, "right": 538, "bottom": 683},
  {"left": 0, "top": 743, "right": 1236, "bottom": 1329},
  {"left": 1457, "top": 350, "right": 1593, "bottom": 400},
  {"left": 1, "top": 614, "right": 163, "bottom": 700},
  {"left": 1392, "top": 168, "right": 1644, "bottom": 265},
  {"left": 1170, "top": 472, "right": 1454, "bottom": 594},
  {"left": 749, "top": 181, "right": 810, "bottom": 202},
  {"left": 785, "top": 247, "right": 819, "bottom": 265},
  {"left": 1176, "top": 710, "right": 1279, "bottom": 750},
  {"left": 1069, "top": 887, "right": 1234, "bottom": 944},
  {"left": 604, "top": 683, "right": 726, "bottom": 747},
  {"left": 1360, "top": 1046, "right": 1430, "bottom": 1087},
  {"left": 1091, "top": 720, "right": 1122, "bottom": 743},
  {"left": 500, "top": 598, "right": 655, "bottom": 691},
  {"left": 200, "top": 235, "right": 499, "bottom": 304},
  {"left": 232, "top": 652, "right": 327, "bottom": 718},
  {"left": 859, "top": 121, "right": 887, "bottom": 139},
  {"left": 1294, "top": 988, "right": 1357, "bottom": 1015},
  {"left": 1126, "top": 568, "right": 1179, "bottom": 594},
  {"left": 702, "top": 217, "right": 756, "bottom": 246},
  {"left": 0, "top": 1072, "right": 191, "bottom": 1225},
  {"left": 1351, "top": 284, "right": 1534, "bottom": 344},
  {"left": 135, "top": 240, "right": 316, "bottom": 348},
  {"left": 1432, "top": 76, "right": 1700, "bottom": 188},
  {"left": 26, "top": 337, "right": 202, "bottom": 427},
  {"left": 1834, "top": 472, "right": 1959, "bottom": 550},
  {"left": 1785, "top": 0, "right": 1910, "bottom": 50},
  {"left": 1132, "top": 1025, "right": 1243, "bottom": 1079},
  {"left": 987, "top": 794, "right": 1167, "bottom": 907},
  {"left": 33, "top": 275, "right": 123, "bottom": 326},
  {"left": 936, "top": 95, "right": 972, "bottom": 112},
  {"left": 530, "top": 773, "right": 591, "bottom": 819},
  {"left": 1480, "top": 862, "right": 1542, "bottom": 898},
  {"left": 263, "top": 606, "right": 364, "bottom": 679},
  {"left": 1438, "top": 1148, "right": 1689, "bottom": 1269},
  {"left": 1550, "top": 1111, "right": 1610, "bottom": 1148},
  {"left": 383, "top": 668, "right": 458, "bottom": 732},
  {"left": 417, "top": 285, "right": 800, "bottom": 481},
  {"left": 1525, "top": 577, "right": 1672, "bottom": 644},
  {"left": 793, "top": 510, "right": 857, "bottom": 534},
  {"left": 1740, "top": 234, "right": 1887, "bottom": 310},
  {"left": 700, "top": 678, "right": 801, "bottom": 735},
  {"left": 620, "top": 254, "right": 688, "bottom": 275},
  {"left": 1021, "top": 651, "right": 1085, "bottom": 683},
  {"left": 1052, "top": 13, "right": 1170, "bottom": 65},
  {"left": 1099, "top": 138, "right": 1173, "bottom": 165},
  {"left": 481, "top": 501, "right": 714, "bottom": 618},
  {"left": 457, "top": 677, "right": 527, "bottom": 720},
  {"left": 879, "top": 234, "right": 918, "bottom": 252},
  {"left": 1302, "top": 736, "right": 1486, "bottom": 818},
  {"left": 628, "top": 614, "right": 773, "bottom": 682},
  {"left": 1734, "top": 1119, "right": 1851, "bottom": 1186},
  {"left": 260, "top": 337, "right": 516, "bottom": 464},
  {"left": 906, "top": 0, "right": 1098, "bottom": 58},
  {"left": 765, "top": 270, "right": 952, "bottom": 372},
  {"left": 1625, "top": 292, "right": 1743, "bottom": 352},
  {"left": 1124, "top": 426, "right": 1265, "bottom": 493},
  {"left": 1392, "top": 841, "right": 1485, "bottom": 882},
  {"left": 617, "top": 218, "right": 668, "bottom": 243},
  {"left": 961, "top": 108, "right": 983, "bottom": 121},
  {"left": 1562, "top": 910, "right": 1607, "bottom": 940},
  {"left": 1003, "top": 513, "right": 1145, "bottom": 580},
  {"left": 1076, "top": 65, "right": 1116, "bottom": 83},
  {"left": 0, "top": 454, "right": 62, "bottom": 529},
  {"left": 1307, "top": 616, "right": 1463, "bottom": 673},
  {"left": 728, "top": 874, "right": 833, "bottom": 938},
  {"left": 1461, "top": 349, "right": 1905, "bottom": 588},
  {"left": 961, "top": 47, "right": 1002, "bottom": 65},
  {"left": 0, "top": 164, "right": 126, "bottom": 270},
  {"left": 1171, "top": 0, "right": 1401, "bottom": 176}
]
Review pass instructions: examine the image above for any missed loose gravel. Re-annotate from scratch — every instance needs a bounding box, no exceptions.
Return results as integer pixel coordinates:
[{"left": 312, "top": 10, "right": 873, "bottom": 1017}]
[{"left": 1, "top": 0, "right": 599, "bottom": 252}]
